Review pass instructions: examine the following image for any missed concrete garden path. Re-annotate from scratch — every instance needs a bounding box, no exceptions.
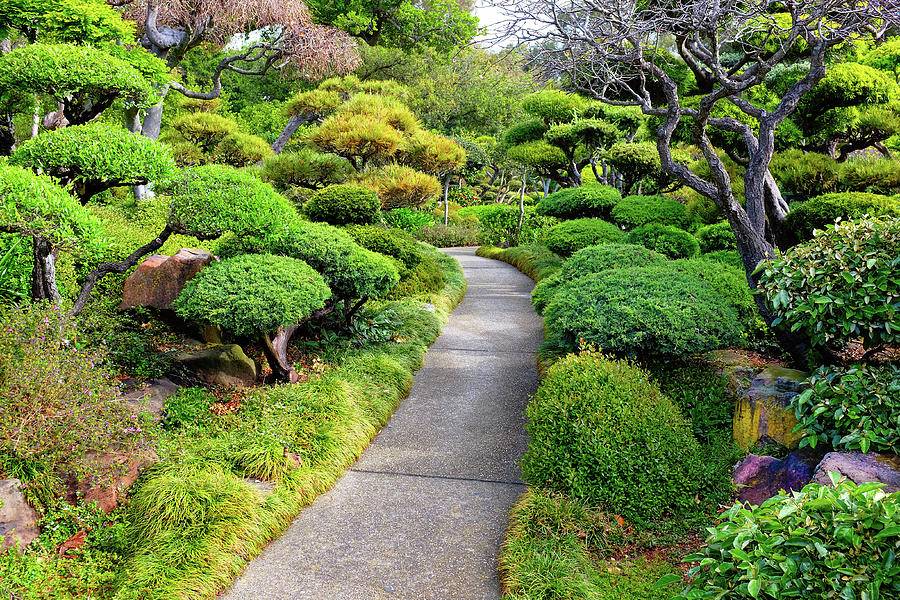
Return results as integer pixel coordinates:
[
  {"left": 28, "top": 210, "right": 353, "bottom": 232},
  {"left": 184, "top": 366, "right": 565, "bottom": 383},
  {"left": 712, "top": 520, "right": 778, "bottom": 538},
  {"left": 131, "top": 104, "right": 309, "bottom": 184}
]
[{"left": 223, "top": 247, "right": 542, "bottom": 600}]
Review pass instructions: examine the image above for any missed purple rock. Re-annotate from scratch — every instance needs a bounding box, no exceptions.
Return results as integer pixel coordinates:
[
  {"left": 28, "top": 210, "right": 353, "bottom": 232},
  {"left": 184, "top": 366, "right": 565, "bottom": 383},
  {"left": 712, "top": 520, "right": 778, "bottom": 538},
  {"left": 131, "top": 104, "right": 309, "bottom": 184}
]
[
  {"left": 813, "top": 452, "right": 900, "bottom": 492},
  {"left": 734, "top": 452, "right": 814, "bottom": 505}
]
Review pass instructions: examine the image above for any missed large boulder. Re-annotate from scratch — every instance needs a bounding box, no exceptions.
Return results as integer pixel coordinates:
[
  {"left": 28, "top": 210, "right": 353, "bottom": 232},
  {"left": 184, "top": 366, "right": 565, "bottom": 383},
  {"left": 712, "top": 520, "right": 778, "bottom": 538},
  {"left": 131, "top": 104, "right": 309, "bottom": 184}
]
[
  {"left": 813, "top": 452, "right": 900, "bottom": 492},
  {"left": 77, "top": 449, "right": 158, "bottom": 513},
  {"left": 0, "top": 479, "right": 40, "bottom": 549},
  {"left": 120, "top": 248, "right": 214, "bottom": 310},
  {"left": 174, "top": 344, "right": 257, "bottom": 387},
  {"left": 733, "top": 452, "right": 814, "bottom": 505}
]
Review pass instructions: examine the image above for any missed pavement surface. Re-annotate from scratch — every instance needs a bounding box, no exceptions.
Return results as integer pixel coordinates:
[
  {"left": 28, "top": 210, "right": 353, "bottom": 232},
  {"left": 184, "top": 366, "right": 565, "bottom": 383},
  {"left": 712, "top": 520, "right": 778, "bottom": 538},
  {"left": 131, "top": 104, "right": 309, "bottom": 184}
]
[{"left": 222, "top": 247, "right": 542, "bottom": 600}]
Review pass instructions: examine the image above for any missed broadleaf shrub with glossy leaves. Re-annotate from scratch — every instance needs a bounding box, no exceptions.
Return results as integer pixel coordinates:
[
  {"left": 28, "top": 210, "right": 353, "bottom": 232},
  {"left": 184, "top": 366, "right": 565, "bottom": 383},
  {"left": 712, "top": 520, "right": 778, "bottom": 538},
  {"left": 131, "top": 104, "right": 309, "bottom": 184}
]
[
  {"left": 544, "top": 218, "right": 625, "bottom": 256},
  {"left": 678, "top": 478, "right": 900, "bottom": 600},
  {"left": 758, "top": 216, "right": 899, "bottom": 351},
  {"left": 521, "top": 352, "right": 720, "bottom": 527},
  {"left": 610, "top": 195, "right": 691, "bottom": 230},
  {"left": 793, "top": 363, "right": 900, "bottom": 454},
  {"left": 626, "top": 224, "right": 700, "bottom": 259},
  {"left": 304, "top": 184, "right": 381, "bottom": 226},
  {"left": 535, "top": 184, "right": 622, "bottom": 220},
  {"left": 785, "top": 192, "right": 899, "bottom": 240},
  {"left": 173, "top": 254, "right": 332, "bottom": 337}
]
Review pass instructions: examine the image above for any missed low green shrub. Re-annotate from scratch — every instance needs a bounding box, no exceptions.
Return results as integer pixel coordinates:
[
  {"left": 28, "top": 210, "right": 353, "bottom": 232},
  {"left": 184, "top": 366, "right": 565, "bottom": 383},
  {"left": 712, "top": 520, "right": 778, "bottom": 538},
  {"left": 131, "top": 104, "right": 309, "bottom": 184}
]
[
  {"left": 382, "top": 207, "right": 435, "bottom": 233},
  {"left": 535, "top": 184, "right": 622, "bottom": 220},
  {"left": 304, "top": 184, "right": 381, "bottom": 226},
  {"left": 346, "top": 225, "right": 423, "bottom": 272},
  {"left": 544, "top": 265, "right": 743, "bottom": 357},
  {"left": 671, "top": 258, "right": 756, "bottom": 324},
  {"left": 476, "top": 244, "right": 564, "bottom": 282},
  {"left": 785, "top": 192, "right": 899, "bottom": 240},
  {"left": 260, "top": 149, "right": 353, "bottom": 192},
  {"left": 696, "top": 221, "right": 736, "bottom": 252},
  {"left": 701, "top": 249, "right": 744, "bottom": 269},
  {"left": 678, "top": 478, "right": 900, "bottom": 599},
  {"left": 417, "top": 223, "right": 481, "bottom": 247},
  {"left": 793, "top": 363, "right": 899, "bottom": 454},
  {"left": 162, "top": 387, "right": 215, "bottom": 430},
  {"left": 458, "top": 204, "right": 556, "bottom": 247},
  {"left": 626, "top": 224, "right": 699, "bottom": 258},
  {"left": 0, "top": 233, "right": 31, "bottom": 303},
  {"left": 544, "top": 218, "right": 625, "bottom": 256},
  {"left": 610, "top": 195, "right": 690, "bottom": 230},
  {"left": 521, "top": 352, "right": 716, "bottom": 527},
  {"left": 759, "top": 216, "right": 899, "bottom": 352},
  {"left": 771, "top": 149, "right": 842, "bottom": 199},
  {"left": 838, "top": 156, "right": 900, "bottom": 196}
]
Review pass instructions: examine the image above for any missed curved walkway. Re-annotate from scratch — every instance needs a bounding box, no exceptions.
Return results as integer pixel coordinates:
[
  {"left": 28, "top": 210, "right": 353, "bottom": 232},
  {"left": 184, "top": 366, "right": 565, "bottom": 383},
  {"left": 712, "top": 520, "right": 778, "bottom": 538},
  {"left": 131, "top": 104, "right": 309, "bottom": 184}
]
[{"left": 223, "top": 248, "right": 542, "bottom": 600}]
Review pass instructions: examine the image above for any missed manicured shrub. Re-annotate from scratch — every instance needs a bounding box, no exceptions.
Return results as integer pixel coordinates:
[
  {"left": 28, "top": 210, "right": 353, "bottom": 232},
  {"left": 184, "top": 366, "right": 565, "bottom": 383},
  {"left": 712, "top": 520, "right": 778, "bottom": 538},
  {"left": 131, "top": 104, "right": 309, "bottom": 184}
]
[
  {"left": 304, "top": 184, "right": 381, "bottom": 226},
  {"left": 162, "top": 112, "right": 271, "bottom": 167},
  {"left": 532, "top": 243, "right": 667, "bottom": 312},
  {"left": 771, "top": 149, "right": 841, "bottom": 199},
  {"left": 382, "top": 207, "right": 435, "bottom": 233},
  {"left": 355, "top": 164, "right": 441, "bottom": 209},
  {"left": 785, "top": 192, "right": 899, "bottom": 240},
  {"left": 417, "top": 223, "right": 481, "bottom": 247},
  {"left": 838, "top": 156, "right": 900, "bottom": 196},
  {"left": 701, "top": 249, "right": 743, "bottom": 269},
  {"left": 678, "top": 479, "right": 900, "bottom": 600},
  {"left": 209, "top": 131, "right": 274, "bottom": 167},
  {"left": 544, "top": 266, "right": 743, "bottom": 357},
  {"left": 626, "top": 223, "right": 699, "bottom": 258},
  {"left": 260, "top": 148, "right": 352, "bottom": 191},
  {"left": 793, "top": 363, "right": 899, "bottom": 454},
  {"left": 544, "top": 218, "right": 625, "bottom": 256},
  {"left": 457, "top": 204, "right": 556, "bottom": 247},
  {"left": 521, "top": 352, "right": 713, "bottom": 527},
  {"left": 671, "top": 258, "right": 756, "bottom": 324},
  {"left": 603, "top": 142, "right": 664, "bottom": 193},
  {"left": 758, "top": 216, "right": 899, "bottom": 352},
  {"left": 346, "top": 225, "right": 423, "bottom": 272},
  {"left": 610, "top": 195, "right": 690, "bottom": 229},
  {"left": 535, "top": 184, "right": 622, "bottom": 220},
  {"left": 696, "top": 221, "right": 736, "bottom": 252}
]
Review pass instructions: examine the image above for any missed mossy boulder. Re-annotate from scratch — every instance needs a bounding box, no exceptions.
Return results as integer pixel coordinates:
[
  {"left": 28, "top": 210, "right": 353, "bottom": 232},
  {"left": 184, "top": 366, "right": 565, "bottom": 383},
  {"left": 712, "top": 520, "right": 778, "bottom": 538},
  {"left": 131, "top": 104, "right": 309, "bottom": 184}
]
[{"left": 174, "top": 344, "right": 257, "bottom": 387}]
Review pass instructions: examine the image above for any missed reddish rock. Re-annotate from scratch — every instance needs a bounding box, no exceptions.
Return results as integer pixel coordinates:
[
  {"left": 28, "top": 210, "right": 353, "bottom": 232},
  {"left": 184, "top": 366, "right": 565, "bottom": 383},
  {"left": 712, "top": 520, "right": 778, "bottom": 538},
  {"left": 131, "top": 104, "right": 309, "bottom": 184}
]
[
  {"left": 0, "top": 479, "right": 40, "bottom": 549},
  {"left": 78, "top": 450, "right": 157, "bottom": 513},
  {"left": 813, "top": 452, "right": 900, "bottom": 492},
  {"left": 120, "top": 248, "right": 214, "bottom": 310},
  {"left": 733, "top": 453, "right": 814, "bottom": 505}
]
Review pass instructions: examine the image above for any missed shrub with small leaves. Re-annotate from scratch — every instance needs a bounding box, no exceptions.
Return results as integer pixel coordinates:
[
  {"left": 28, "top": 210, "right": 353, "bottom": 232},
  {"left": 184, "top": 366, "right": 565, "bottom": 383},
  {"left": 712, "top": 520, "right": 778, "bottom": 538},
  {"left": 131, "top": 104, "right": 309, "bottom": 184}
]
[
  {"left": 785, "top": 192, "right": 899, "bottom": 240},
  {"left": 355, "top": 164, "right": 441, "bottom": 209},
  {"left": 346, "top": 225, "right": 423, "bottom": 273},
  {"left": 535, "top": 184, "right": 622, "bottom": 220},
  {"left": 626, "top": 223, "right": 699, "bottom": 259},
  {"left": 611, "top": 195, "right": 691, "bottom": 230},
  {"left": 382, "top": 207, "right": 436, "bottom": 233},
  {"left": 758, "top": 216, "right": 899, "bottom": 352},
  {"left": 696, "top": 221, "right": 737, "bottom": 252},
  {"left": 793, "top": 363, "right": 899, "bottom": 454},
  {"left": 544, "top": 218, "right": 625, "bottom": 256},
  {"left": 677, "top": 478, "right": 900, "bottom": 600},
  {"left": 260, "top": 148, "right": 352, "bottom": 192},
  {"left": 304, "top": 184, "right": 381, "bottom": 226}
]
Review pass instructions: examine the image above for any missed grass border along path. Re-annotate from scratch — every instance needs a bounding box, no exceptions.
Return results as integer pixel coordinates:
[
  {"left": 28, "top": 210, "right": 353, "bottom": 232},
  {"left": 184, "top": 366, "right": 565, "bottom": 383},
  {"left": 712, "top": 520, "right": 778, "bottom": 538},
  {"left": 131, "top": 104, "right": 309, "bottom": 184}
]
[{"left": 110, "top": 248, "right": 466, "bottom": 599}]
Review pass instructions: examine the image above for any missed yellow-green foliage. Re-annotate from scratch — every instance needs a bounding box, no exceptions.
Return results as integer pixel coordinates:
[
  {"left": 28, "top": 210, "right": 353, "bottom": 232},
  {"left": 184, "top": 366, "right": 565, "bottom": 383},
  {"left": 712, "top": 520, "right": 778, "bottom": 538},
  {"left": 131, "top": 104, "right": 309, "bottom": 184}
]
[{"left": 355, "top": 164, "right": 442, "bottom": 209}]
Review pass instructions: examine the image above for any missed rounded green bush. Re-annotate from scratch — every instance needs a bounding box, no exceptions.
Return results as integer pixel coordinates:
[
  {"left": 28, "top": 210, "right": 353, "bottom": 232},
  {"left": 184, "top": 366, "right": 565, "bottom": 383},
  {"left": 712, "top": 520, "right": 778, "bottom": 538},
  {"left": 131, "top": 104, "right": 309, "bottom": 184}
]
[
  {"left": 346, "top": 225, "right": 423, "bottom": 272},
  {"left": 785, "top": 192, "right": 899, "bottom": 240},
  {"left": 544, "top": 218, "right": 625, "bottom": 256},
  {"left": 610, "top": 195, "right": 690, "bottom": 229},
  {"left": 535, "top": 184, "right": 622, "bottom": 220},
  {"left": 671, "top": 258, "right": 756, "bottom": 323},
  {"left": 544, "top": 265, "right": 743, "bottom": 357},
  {"left": 305, "top": 184, "right": 381, "bottom": 226},
  {"left": 696, "top": 221, "right": 736, "bottom": 252},
  {"left": 626, "top": 224, "right": 699, "bottom": 258},
  {"left": 521, "top": 352, "right": 711, "bottom": 527},
  {"left": 173, "top": 253, "right": 331, "bottom": 337},
  {"left": 532, "top": 244, "right": 667, "bottom": 313},
  {"left": 701, "top": 249, "right": 744, "bottom": 269},
  {"left": 260, "top": 148, "right": 352, "bottom": 192},
  {"left": 209, "top": 131, "right": 274, "bottom": 167}
]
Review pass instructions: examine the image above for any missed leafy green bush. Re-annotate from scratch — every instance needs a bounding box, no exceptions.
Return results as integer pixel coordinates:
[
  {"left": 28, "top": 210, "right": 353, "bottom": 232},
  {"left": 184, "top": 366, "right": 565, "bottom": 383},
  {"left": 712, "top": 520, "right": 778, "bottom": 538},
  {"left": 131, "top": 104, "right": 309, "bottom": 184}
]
[
  {"left": 382, "top": 207, "right": 435, "bottom": 233},
  {"left": 417, "top": 223, "right": 481, "bottom": 247},
  {"left": 771, "top": 149, "right": 842, "bottom": 199},
  {"left": 626, "top": 223, "right": 699, "bottom": 258},
  {"left": 304, "top": 184, "right": 381, "bottom": 226},
  {"left": 544, "top": 218, "right": 625, "bottom": 256},
  {"left": 0, "top": 233, "right": 31, "bottom": 303},
  {"left": 696, "top": 221, "right": 736, "bottom": 252},
  {"left": 346, "top": 225, "right": 423, "bottom": 273},
  {"left": 163, "top": 387, "right": 214, "bottom": 430},
  {"left": 458, "top": 204, "right": 556, "bottom": 247},
  {"left": 759, "top": 216, "right": 899, "bottom": 351},
  {"left": 544, "top": 266, "right": 743, "bottom": 357},
  {"left": 786, "top": 192, "right": 899, "bottom": 240},
  {"left": 521, "top": 352, "right": 715, "bottom": 527},
  {"left": 678, "top": 478, "right": 900, "bottom": 600},
  {"left": 260, "top": 148, "right": 352, "bottom": 192},
  {"left": 535, "top": 184, "right": 622, "bottom": 220},
  {"left": 670, "top": 258, "right": 756, "bottom": 324},
  {"left": 603, "top": 142, "right": 666, "bottom": 193},
  {"left": 209, "top": 131, "right": 274, "bottom": 167},
  {"left": 838, "top": 156, "right": 900, "bottom": 196},
  {"left": 477, "top": 244, "right": 564, "bottom": 282},
  {"left": 355, "top": 164, "right": 441, "bottom": 209},
  {"left": 610, "top": 195, "right": 690, "bottom": 229},
  {"left": 702, "top": 249, "right": 744, "bottom": 269},
  {"left": 532, "top": 244, "right": 667, "bottom": 313},
  {"left": 793, "top": 363, "right": 899, "bottom": 454},
  {"left": 174, "top": 254, "right": 331, "bottom": 338}
]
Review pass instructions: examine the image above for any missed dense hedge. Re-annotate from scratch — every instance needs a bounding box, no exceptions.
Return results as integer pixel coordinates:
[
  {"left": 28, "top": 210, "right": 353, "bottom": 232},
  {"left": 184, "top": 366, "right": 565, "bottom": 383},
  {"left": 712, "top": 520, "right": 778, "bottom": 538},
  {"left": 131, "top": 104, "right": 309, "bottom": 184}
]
[
  {"left": 695, "top": 221, "right": 736, "bottom": 252},
  {"left": 521, "top": 353, "right": 713, "bottom": 527},
  {"left": 785, "top": 192, "right": 899, "bottom": 239},
  {"left": 346, "top": 225, "right": 423, "bottom": 272},
  {"left": 535, "top": 184, "right": 621, "bottom": 220},
  {"left": 304, "top": 184, "right": 381, "bottom": 226},
  {"left": 544, "top": 265, "right": 743, "bottom": 357},
  {"left": 626, "top": 223, "right": 700, "bottom": 258},
  {"left": 610, "top": 195, "right": 691, "bottom": 229},
  {"left": 544, "top": 218, "right": 625, "bottom": 256}
]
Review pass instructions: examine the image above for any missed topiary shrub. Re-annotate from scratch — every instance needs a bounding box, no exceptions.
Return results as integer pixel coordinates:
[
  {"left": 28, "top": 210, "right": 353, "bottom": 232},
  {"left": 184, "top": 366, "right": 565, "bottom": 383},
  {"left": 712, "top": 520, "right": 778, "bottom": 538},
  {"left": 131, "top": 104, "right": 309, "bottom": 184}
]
[
  {"left": 521, "top": 352, "right": 715, "bottom": 527},
  {"left": 544, "top": 265, "right": 743, "bottom": 357},
  {"left": 701, "top": 249, "right": 744, "bottom": 269},
  {"left": 771, "top": 149, "right": 842, "bottom": 199},
  {"left": 260, "top": 148, "right": 352, "bottom": 192},
  {"left": 695, "top": 221, "right": 736, "bottom": 252},
  {"left": 355, "top": 164, "right": 441, "bottom": 209},
  {"left": 346, "top": 225, "right": 423, "bottom": 273},
  {"left": 758, "top": 216, "right": 899, "bottom": 353},
  {"left": 173, "top": 253, "right": 331, "bottom": 381},
  {"left": 544, "top": 218, "right": 625, "bottom": 256},
  {"left": 161, "top": 112, "right": 271, "bottom": 167},
  {"left": 626, "top": 223, "right": 700, "bottom": 258},
  {"left": 670, "top": 258, "right": 756, "bottom": 325},
  {"left": 610, "top": 195, "right": 690, "bottom": 230},
  {"left": 535, "top": 184, "right": 622, "bottom": 220},
  {"left": 531, "top": 243, "right": 668, "bottom": 313},
  {"left": 793, "top": 363, "right": 899, "bottom": 454},
  {"left": 209, "top": 130, "right": 274, "bottom": 167},
  {"left": 679, "top": 479, "right": 900, "bottom": 600},
  {"left": 785, "top": 192, "right": 899, "bottom": 240},
  {"left": 382, "top": 207, "right": 436, "bottom": 233},
  {"left": 304, "top": 184, "right": 381, "bottom": 226}
]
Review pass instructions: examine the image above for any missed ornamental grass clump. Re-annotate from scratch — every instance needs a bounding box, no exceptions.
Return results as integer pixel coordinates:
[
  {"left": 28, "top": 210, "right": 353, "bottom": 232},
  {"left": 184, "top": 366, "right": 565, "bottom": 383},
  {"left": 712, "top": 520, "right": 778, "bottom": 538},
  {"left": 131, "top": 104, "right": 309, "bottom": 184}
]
[{"left": 521, "top": 352, "right": 719, "bottom": 528}]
